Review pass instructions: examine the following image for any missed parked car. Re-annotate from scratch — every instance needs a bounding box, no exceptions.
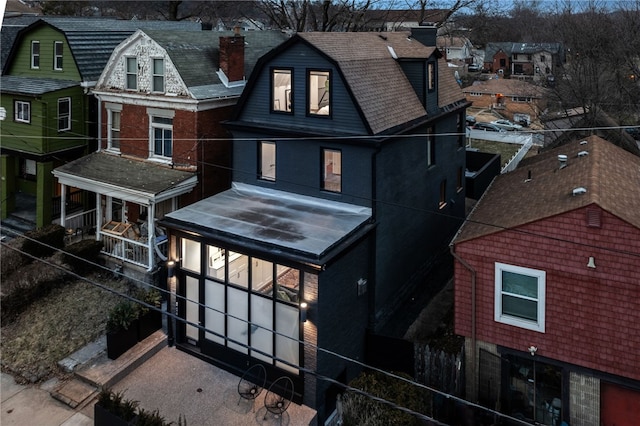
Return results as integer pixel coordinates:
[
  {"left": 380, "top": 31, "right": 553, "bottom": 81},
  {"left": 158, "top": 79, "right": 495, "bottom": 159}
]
[
  {"left": 466, "top": 115, "right": 477, "bottom": 126},
  {"left": 468, "top": 63, "right": 481, "bottom": 72},
  {"left": 490, "top": 119, "right": 523, "bottom": 131},
  {"left": 473, "top": 122, "right": 506, "bottom": 132}
]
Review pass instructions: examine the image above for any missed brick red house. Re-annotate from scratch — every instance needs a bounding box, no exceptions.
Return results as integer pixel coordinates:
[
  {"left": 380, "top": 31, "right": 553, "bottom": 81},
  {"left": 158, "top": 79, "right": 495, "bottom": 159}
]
[
  {"left": 53, "top": 28, "right": 287, "bottom": 274},
  {"left": 451, "top": 135, "right": 640, "bottom": 425}
]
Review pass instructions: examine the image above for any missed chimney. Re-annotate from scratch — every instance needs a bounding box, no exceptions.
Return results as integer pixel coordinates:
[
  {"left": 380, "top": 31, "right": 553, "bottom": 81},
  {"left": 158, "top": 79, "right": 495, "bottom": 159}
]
[
  {"left": 410, "top": 23, "right": 437, "bottom": 47},
  {"left": 219, "top": 26, "right": 245, "bottom": 83}
]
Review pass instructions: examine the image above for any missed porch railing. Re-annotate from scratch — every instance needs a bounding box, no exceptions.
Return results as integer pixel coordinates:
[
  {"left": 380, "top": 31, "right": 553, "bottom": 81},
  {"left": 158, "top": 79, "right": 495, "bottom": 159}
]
[
  {"left": 101, "top": 232, "right": 149, "bottom": 269},
  {"left": 63, "top": 208, "right": 97, "bottom": 234},
  {"left": 52, "top": 189, "right": 84, "bottom": 218}
]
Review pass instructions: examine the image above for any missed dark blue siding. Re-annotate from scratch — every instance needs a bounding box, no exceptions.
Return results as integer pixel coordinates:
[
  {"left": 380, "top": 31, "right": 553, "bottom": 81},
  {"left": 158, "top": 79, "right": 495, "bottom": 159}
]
[
  {"left": 400, "top": 61, "right": 426, "bottom": 105},
  {"left": 237, "top": 43, "right": 369, "bottom": 135}
]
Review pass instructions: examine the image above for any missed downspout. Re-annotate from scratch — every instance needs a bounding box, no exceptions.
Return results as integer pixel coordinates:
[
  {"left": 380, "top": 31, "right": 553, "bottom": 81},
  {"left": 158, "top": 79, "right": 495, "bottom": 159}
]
[{"left": 449, "top": 243, "right": 477, "bottom": 401}]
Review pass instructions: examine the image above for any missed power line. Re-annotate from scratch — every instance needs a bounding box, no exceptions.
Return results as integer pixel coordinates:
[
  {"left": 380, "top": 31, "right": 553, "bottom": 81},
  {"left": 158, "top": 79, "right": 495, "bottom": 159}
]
[{"left": 0, "top": 228, "right": 532, "bottom": 425}]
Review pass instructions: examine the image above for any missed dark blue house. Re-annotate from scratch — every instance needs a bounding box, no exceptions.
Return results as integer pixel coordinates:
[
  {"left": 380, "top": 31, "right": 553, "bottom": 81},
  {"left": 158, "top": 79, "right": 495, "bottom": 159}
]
[{"left": 160, "top": 26, "right": 469, "bottom": 423}]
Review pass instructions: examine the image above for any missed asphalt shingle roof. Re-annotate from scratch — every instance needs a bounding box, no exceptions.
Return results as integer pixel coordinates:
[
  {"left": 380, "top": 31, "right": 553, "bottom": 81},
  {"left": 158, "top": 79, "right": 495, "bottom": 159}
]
[
  {"left": 0, "top": 75, "right": 78, "bottom": 95},
  {"left": 454, "top": 135, "right": 640, "bottom": 243}
]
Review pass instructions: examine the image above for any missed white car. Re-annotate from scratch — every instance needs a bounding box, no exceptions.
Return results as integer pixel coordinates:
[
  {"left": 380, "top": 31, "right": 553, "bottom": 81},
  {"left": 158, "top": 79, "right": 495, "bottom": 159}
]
[{"left": 490, "top": 119, "right": 523, "bottom": 131}]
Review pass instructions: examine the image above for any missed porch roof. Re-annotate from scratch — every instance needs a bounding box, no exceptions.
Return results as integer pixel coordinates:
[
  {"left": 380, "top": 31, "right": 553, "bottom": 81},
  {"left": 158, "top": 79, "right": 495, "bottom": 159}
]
[
  {"left": 161, "top": 183, "right": 373, "bottom": 266},
  {"left": 53, "top": 152, "right": 197, "bottom": 204}
]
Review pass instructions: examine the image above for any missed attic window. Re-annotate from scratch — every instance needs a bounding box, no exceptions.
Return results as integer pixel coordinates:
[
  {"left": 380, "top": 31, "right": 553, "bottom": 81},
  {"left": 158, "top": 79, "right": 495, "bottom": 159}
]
[{"left": 586, "top": 207, "right": 602, "bottom": 228}]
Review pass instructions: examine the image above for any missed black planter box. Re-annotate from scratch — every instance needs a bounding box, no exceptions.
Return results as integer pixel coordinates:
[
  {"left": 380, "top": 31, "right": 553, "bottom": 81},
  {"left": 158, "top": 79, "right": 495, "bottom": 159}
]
[
  {"left": 106, "top": 319, "right": 139, "bottom": 360},
  {"left": 137, "top": 310, "right": 162, "bottom": 341},
  {"left": 94, "top": 403, "right": 137, "bottom": 426}
]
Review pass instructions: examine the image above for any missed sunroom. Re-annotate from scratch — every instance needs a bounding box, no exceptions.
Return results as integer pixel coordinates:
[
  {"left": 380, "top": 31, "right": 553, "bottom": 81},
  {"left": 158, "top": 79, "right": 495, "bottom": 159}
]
[{"left": 52, "top": 152, "right": 197, "bottom": 271}]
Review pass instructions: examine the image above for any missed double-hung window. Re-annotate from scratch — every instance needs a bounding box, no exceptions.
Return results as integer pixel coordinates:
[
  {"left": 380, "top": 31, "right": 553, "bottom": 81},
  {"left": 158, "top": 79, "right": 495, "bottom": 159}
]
[
  {"left": 322, "top": 149, "right": 341, "bottom": 193},
  {"left": 259, "top": 141, "right": 276, "bottom": 181},
  {"left": 272, "top": 68, "right": 292, "bottom": 113},
  {"left": 495, "top": 262, "right": 546, "bottom": 332},
  {"left": 427, "top": 126, "right": 436, "bottom": 167},
  {"left": 57, "top": 97, "right": 71, "bottom": 131},
  {"left": 152, "top": 58, "right": 164, "bottom": 92},
  {"left": 126, "top": 57, "right": 137, "bottom": 90},
  {"left": 149, "top": 109, "right": 174, "bottom": 160},
  {"left": 54, "top": 41, "right": 63, "bottom": 70},
  {"left": 308, "top": 70, "right": 330, "bottom": 115},
  {"left": 15, "top": 101, "right": 30, "bottom": 123},
  {"left": 107, "top": 103, "right": 122, "bottom": 151},
  {"left": 31, "top": 41, "right": 40, "bottom": 69}
]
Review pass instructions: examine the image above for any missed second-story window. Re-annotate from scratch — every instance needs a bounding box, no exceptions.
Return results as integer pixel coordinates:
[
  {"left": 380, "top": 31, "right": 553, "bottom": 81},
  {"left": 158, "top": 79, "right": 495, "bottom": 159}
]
[
  {"left": 439, "top": 180, "right": 447, "bottom": 209},
  {"left": 54, "top": 41, "right": 63, "bottom": 70},
  {"left": 107, "top": 104, "right": 122, "bottom": 151},
  {"left": 322, "top": 148, "right": 341, "bottom": 193},
  {"left": 151, "top": 115, "right": 173, "bottom": 159},
  {"left": 272, "top": 68, "right": 292, "bottom": 113},
  {"left": 308, "top": 70, "right": 330, "bottom": 115},
  {"left": 57, "top": 97, "right": 71, "bottom": 131},
  {"left": 259, "top": 141, "right": 276, "bottom": 181},
  {"left": 126, "top": 57, "right": 137, "bottom": 90},
  {"left": 153, "top": 59, "right": 164, "bottom": 92},
  {"left": 31, "top": 41, "right": 40, "bottom": 69},
  {"left": 14, "top": 101, "right": 30, "bottom": 123}
]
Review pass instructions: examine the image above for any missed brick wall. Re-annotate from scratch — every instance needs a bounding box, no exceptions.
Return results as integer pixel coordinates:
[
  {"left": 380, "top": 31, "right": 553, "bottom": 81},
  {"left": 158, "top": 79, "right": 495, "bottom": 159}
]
[{"left": 453, "top": 206, "right": 640, "bottom": 382}]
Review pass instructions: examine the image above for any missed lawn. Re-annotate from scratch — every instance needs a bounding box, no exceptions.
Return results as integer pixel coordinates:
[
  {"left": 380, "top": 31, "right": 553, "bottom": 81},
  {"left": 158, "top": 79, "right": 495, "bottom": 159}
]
[{"left": 0, "top": 270, "right": 130, "bottom": 383}]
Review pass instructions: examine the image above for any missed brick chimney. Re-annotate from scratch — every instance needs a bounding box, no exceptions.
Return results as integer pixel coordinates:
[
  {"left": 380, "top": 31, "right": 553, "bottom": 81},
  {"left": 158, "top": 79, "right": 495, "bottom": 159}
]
[{"left": 219, "top": 26, "right": 245, "bottom": 83}]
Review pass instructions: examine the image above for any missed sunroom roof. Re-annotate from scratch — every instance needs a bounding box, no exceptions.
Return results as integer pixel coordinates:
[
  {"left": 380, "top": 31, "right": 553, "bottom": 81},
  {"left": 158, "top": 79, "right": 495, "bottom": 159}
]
[{"left": 162, "top": 183, "right": 373, "bottom": 264}]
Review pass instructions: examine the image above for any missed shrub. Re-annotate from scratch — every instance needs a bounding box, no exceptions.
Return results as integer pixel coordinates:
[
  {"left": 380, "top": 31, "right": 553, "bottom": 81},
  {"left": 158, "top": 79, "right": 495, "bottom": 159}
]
[
  {"left": 136, "top": 408, "right": 168, "bottom": 426},
  {"left": 0, "top": 236, "right": 30, "bottom": 277},
  {"left": 63, "top": 239, "right": 104, "bottom": 274},
  {"left": 134, "top": 287, "right": 162, "bottom": 316},
  {"left": 21, "top": 224, "right": 65, "bottom": 258},
  {"left": 106, "top": 301, "right": 139, "bottom": 333},
  {"left": 97, "top": 388, "right": 138, "bottom": 422}
]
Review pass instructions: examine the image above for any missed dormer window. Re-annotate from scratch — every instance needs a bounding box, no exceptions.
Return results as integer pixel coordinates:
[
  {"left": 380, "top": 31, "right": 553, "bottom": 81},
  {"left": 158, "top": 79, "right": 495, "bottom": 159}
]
[
  {"left": 427, "top": 62, "right": 436, "bottom": 92},
  {"left": 308, "top": 70, "right": 330, "bottom": 116},
  {"left": 152, "top": 58, "right": 165, "bottom": 93},
  {"left": 272, "top": 68, "right": 292, "bottom": 113},
  {"left": 126, "top": 57, "right": 137, "bottom": 90}
]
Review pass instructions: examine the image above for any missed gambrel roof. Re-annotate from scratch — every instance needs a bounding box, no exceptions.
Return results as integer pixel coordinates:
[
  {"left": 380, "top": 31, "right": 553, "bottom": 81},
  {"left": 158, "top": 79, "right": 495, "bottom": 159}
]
[
  {"left": 3, "top": 18, "right": 202, "bottom": 80},
  {"left": 453, "top": 136, "right": 640, "bottom": 244}
]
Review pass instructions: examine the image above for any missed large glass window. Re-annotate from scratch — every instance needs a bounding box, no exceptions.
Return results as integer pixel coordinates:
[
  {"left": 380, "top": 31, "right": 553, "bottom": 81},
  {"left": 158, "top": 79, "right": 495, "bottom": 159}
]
[
  {"left": 308, "top": 70, "right": 330, "bottom": 115},
  {"left": 272, "top": 69, "right": 292, "bottom": 113},
  {"left": 54, "top": 41, "right": 63, "bottom": 70},
  {"left": 495, "top": 263, "right": 546, "bottom": 332},
  {"left": 151, "top": 116, "right": 173, "bottom": 159},
  {"left": 152, "top": 58, "right": 164, "bottom": 92},
  {"left": 14, "top": 101, "right": 30, "bottom": 123},
  {"left": 31, "top": 41, "right": 40, "bottom": 69},
  {"left": 322, "top": 149, "right": 341, "bottom": 193},
  {"left": 259, "top": 141, "right": 276, "bottom": 181},
  {"left": 58, "top": 97, "right": 71, "bottom": 131},
  {"left": 126, "top": 57, "right": 137, "bottom": 90}
]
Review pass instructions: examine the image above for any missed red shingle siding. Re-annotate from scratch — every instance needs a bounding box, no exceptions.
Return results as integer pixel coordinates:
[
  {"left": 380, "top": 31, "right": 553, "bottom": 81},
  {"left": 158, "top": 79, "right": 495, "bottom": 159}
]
[{"left": 454, "top": 206, "right": 640, "bottom": 381}]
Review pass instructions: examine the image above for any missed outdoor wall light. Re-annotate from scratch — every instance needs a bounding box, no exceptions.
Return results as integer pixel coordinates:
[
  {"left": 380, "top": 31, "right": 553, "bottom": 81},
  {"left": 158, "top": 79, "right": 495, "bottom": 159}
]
[
  {"left": 167, "top": 260, "right": 176, "bottom": 278},
  {"left": 587, "top": 256, "right": 596, "bottom": 269},
  {"left": 528, "top": 345, "right": 538, "bottom": 356},
  {"left": 300, "top": 302, "right": 308, "bottom": 322}
]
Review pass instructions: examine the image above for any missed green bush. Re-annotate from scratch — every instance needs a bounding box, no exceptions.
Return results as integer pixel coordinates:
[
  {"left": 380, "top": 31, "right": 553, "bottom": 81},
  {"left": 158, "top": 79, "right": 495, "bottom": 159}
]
[
  {"left": 134, "top": 287, "right": 162, "bottom": 316},
  {"left": 21, "top": 224, "right": 65, "bottom": 258},
  {"left": 63, "top": 239, "right": 104, "bottom": 273},
  {"left": 106, "top": 301, "right": 139, "bottom": 333}
]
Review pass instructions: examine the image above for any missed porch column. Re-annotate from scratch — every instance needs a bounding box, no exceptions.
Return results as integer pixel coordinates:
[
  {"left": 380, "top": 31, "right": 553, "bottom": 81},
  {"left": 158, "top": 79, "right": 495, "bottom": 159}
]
[
  {"left": 96, "top": 193, "right": 103, "bottom": 240},
  {"left": 148, "top": 202, "right": 155, "bottom": 270},
  {"left": 60, "top": 184, "right": 67, "bottom": 227}
]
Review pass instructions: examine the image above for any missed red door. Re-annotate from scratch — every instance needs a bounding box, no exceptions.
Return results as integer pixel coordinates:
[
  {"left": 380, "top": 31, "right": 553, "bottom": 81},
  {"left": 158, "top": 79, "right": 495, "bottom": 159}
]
[{"left": 601, "top": 382, "right": 640, "bottom": 426}]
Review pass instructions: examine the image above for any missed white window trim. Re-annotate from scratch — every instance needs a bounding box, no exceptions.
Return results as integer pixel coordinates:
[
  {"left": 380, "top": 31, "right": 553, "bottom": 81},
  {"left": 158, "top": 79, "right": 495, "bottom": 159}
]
[
  {"left": 54, "top": 41, "right": 63, "bottom": 71},
  {"left": 31, "top": 41, "right": 40, "bottom": 69},
  {"left": 58, "top": 97, "right": 71, "bottom": 131},
  {"left": 147, "top": 108, "right": 175, "bottom": 162},
  {"left": 152, "top": 58, "right": 165, "bottom": 93},
  {"left": 106, "top": 103, "right": 123, "bottom": 152},
  {"left": 15, "top": 101, "right": 30, "bottom": 123},
  {"left": 259, "top": 141, "right": 276, "bottom": 181},
  {"left": 494, "top": 262, "right": 546, "bottom": 333}
]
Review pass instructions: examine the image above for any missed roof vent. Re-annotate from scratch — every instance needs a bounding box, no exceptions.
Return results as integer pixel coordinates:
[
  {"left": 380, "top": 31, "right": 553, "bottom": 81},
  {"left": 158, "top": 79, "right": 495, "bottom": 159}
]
[
  {"left": 578, "top": 150, "right": 589, "bottom": 157},
  {"left": 580, "top": 140, "right": 588, "bottom": 145},
  {"left": 558, "top": 154, "right": 568, "bottom": 169},
  {"left": 572, "top": 187, "right": 587, "bottom": 196}
]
